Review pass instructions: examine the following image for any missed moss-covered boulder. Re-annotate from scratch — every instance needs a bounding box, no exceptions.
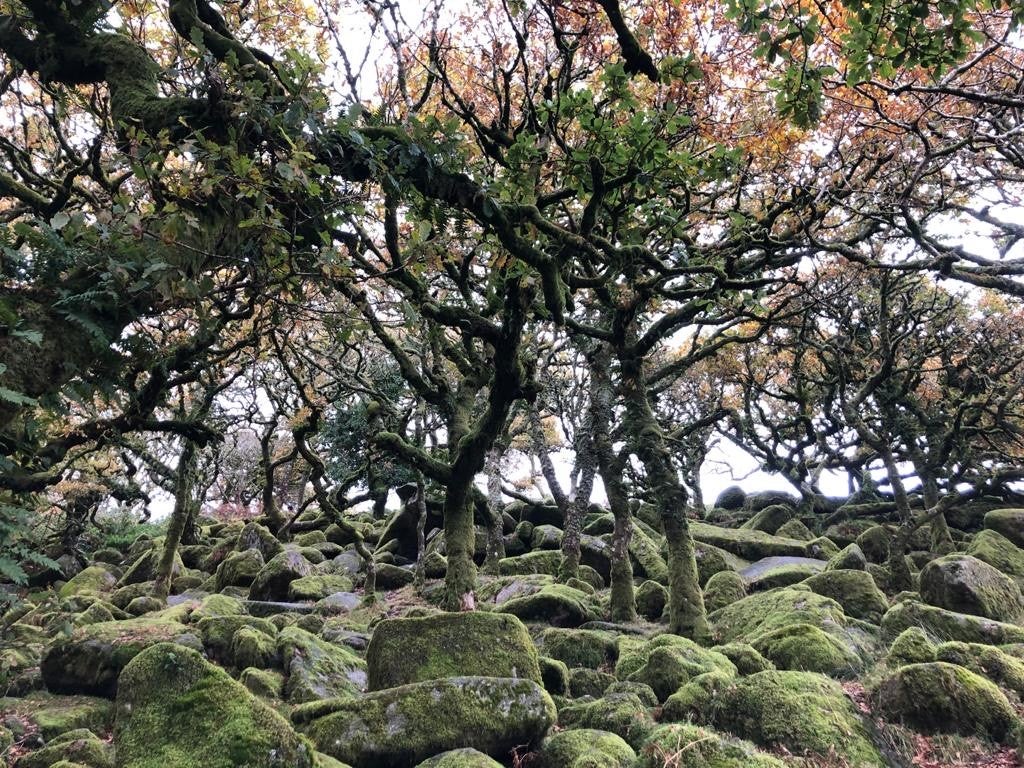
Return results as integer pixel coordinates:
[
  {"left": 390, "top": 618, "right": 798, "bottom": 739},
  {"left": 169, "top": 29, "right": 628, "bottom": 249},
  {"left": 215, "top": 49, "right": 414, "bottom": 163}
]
[
  {"left": 967, "top": 529, "right": 1024, "bottom": 577},
  {"left": 413, "top": 749, "right": 502, "bottom": 767},
  {"left": 660, "top": 669, "right": 734, "bottom": 723},
  {"left": 802, "top": 569, "right": 889, "bottom": 623},
  {"left": 115, "top": 642, "right": 314, "bottom": 768},
  {"left": 855, "top": 525, "right": 891, "bottom": 564},
  {"left": 188, "top": 593, "right": 246, "bottom": 621},
  {"left": 287, "top": 574, "right": 355, "bottom": 602},
  {"left": 298, "top": 676, "right": 555, "bottom": 768},
  {"left": 366, "top": 612, "right": 540, "bottom": 690},
  {"left": 214, "top": 549, "right": 265, "bottom": 591},
  {"left": 750, "top": 623, "right": 862, "bottom": 677},
  {"left": 741, "top": 557, "right": 824, "bottom": 592},
  {"left": 776, "top": 518, "right": 814, "bottom": 541},
  {"left": 871, "top": 662, "right": 1018, "bottom": 741},
  {"left": 230, "top": 626, "right": 279, "bottom": 669},
  {"left": 0, "top": 692, "right": 114, "bottom": 741},
  {"left": 14, "top": 728, "right": 113, "bottom": 768},
  {"left": 375, "top": 563, "right": 415, "bottom": 590},
  {"left": 278, "top": 626, "right": 366, "bottom": 703},
  {"left": 539, "top": 627, "right": 617, "bottom": 670},
  {"left": 880, "top": 599, "right": 1024, "bottom": 645},
  {"left": 704, "top": 570, "right": 746, "bottom": 613},
  {"left": 691, "top": 522, "right": 807, "bottom": 560},
  {"left": 740, "top": 504, "right": 794, "bottom": 535},
  {"left": 249, "top": 551, "right": 315, "bottom": 601},
  {"left": 41, "top": 618, "right": 202, "bottom": 697},
  {"left": 635, "top": 724, "right": 787, "bottom": 768},
  {"left": 117, "top": 547, "right": 184, "bottom": 587},
  {"left": 826, "top": 543, "right": 868, "bottom": 571},
  {"left": 615, "top": 635, "right": 735, "bottom": 702},
  {"left": 236, "top": 522, "right": 286, "bottom": 561},
  {"left": 694, "top": 542, "right": 741, "bottom": 585},
  {"left": 58, "top": 567, "right": 118, "bottom": 600},
  {"left": 568, "top": 668, "right": 616, "bottom": 698},
  {"left": 196, "top": 615, "right": 277, "bottom": 662},
  {"left": 887, "top": 627, "right": 936, "bottom": 665},
  {"left": 710, "top": 586, "right": 847, "bottom": 644},
  {"left": 935, "top": 641, "right": 1024, "bottom": 696},
  {"left": 538, "top": 656, "right": 569, "bottom": 695},
  {"left": 628, "top": 525, "right": 669, "bottom": 584},
  {"left": 919, "top": 554, "right": 1024, "bottom": 622},
  {"left": 497, "top": 584, "right": 598, "bottom": 627},
  {"left": 557, "top": 692, "right": 655, "bottom": 749},
  {"left": 984, "top": 508, "right": 1024, "bottom": 548},
  {"left": 537, "top": 729, "right": 635, "bottom": 768},
  {"left": 714, "top": 670, "right": 884, "bottom": 766},
  {"left": 498, "top": 551, "right": 561, "bottom": 576},
  {"left": 634, "top": 580, "right": 668, "bottom": 620},
  {"left": 711, "top": 643, "right": 774, "bottom": 675}
]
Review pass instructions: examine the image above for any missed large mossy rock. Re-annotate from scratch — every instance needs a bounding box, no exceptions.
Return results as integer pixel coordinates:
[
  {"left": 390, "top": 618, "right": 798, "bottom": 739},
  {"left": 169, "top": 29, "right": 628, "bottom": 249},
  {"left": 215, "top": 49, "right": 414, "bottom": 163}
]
[
  {"left": 750, "top": 622, "right": 862, "bottom": 677},
  {"left": 249, "top": 551, "right": 315, "bottom": 601},
  {"left": 967, "top": 529, "right": 1024, "bottom": 577},
  {"left": 714, "top": 670, "right": 884, "bottom": 766},
  {"left": 288, "top": 574, "right": 354, "bottom": 602},
  {"left": 13, "top": 728, "right": 114, "bottom": 768},
  {"left": 740, "top": 556, "right": 824, "bottom": 592},
  {"left": 984, "top": 508, "right": 1024, "bottom": 548},
  {"left": 41, "top": 618, "right": 202, "bottom": 697},
  {"left": 366, "top": 613, "right": 540, "bottom": 690},
  {"left": 278, "top": 626, "right": 366, "bottom": 703},
  {"left": 710, "top": 586, "right": 848, "bottom": 644},
  {"left": 497, "top": 584, "right": 598, "bottom": 627},
  {"left": 636, "top": 723, "right": 787, "bottom": 768},
  {"left": 557, "top": 692, "right": 655, "bottom": 749},
  {"left": 537, "top": 728, "right": 635, "bottom": 768},
  {"left": 881, "top": 599, "right": 1024, "bottom": 645},
  {"left": 0, "top": 691, "right": 114, "bottom": 741},
  {"left": 58, "top": 566, "right": 118, "bottom": 600},
  {"left": 919, "top": 554, "right": 1024, "bottom": 622},
  {"left": 236, "top": 522, "right": 285, "bottom": 561},
  {"left": 614, "top": 635, "right": 735, "bottom": 702},
  {"left": 115, "top": 642, "right": 314, "bottom": 768},
  {"left": 298, "top": 676, "right": 555, "bottom": 768},
  {"left": 934, "top": 641, "right": 1024, "bottom": 695},
  {"left": 414, "top": 749, "right": 502, "bottom": 767},
  {"left": 870, "top": 662, "right": 1019, "bottom": 741},
  {"left": 214, "top": 549, "right": 265, "bottom": 591},
  {"left": 690, "top": 522, "right": 807, "bottom": 560},
  {"left": 802, "top": 569, "right": 889, "bottom": 623},
  {"left": 539, "top": 627, "right": 617, "bottom": 670},
  {"left": 740, "top": 504, "right": 794, "bottom": 535}
]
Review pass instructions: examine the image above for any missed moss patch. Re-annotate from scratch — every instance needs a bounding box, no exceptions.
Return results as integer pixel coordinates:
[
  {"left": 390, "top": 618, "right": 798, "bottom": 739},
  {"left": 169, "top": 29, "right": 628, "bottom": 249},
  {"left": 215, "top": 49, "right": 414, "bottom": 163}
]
[
  {"left": 539, "top": 627, "right": 617, "bottom": 670},
  {"left": 538, "top": 728, "right": 635, "bottom": 767},
  {"left": 802, "top": 569, "right": 889, "bottom": 623},
  {"left": 278, "top": 626, "right": 365, "bottom": 703},
  {"left": 615, "top": 635, "right": 735, "bottom": 702},
  {"left": 115, "top": 642, "right": 313, "bottom": 768},
  {"left": 557, "top": 692, "right": 655, "bottom": 750},
  {"left": 880, "top": 599, "right": 1024, "bottom": 645},
  {"left": 636, "top": 723, "right": 787, "bottom": 768}
]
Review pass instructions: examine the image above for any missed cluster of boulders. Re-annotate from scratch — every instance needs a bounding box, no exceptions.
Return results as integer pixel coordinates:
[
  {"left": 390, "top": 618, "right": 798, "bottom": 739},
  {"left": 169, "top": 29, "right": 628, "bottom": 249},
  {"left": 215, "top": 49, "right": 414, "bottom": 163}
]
[{"left": 2, "top": 490, "right": 1024, "bottom": 767}]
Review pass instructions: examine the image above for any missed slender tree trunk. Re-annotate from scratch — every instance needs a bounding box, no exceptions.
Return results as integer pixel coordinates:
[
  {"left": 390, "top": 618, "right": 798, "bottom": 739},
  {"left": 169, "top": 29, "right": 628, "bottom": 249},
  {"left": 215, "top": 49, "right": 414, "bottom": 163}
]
[
  {"left": 153, "top": 440, "right": 197, "bottom": 599},
  {"left": 484, "top": 445, "right": 506, "bottom": 574},
  {"left": 590, "top": 344, "right": 636, "bottom": 620},
  {"left": 259, "top": 426, "right": 286, "bottom": 532},
  {"left": 620, "top": 351, "right": 708, "bottom": 639},
  {"left": 414, "top": 474, "right": 428, "bottom": 588},
  {"left": 560, "top": 433, "right": 596, "bottom": 581},
  {"left": 444, "top": 475, "right": 477, "bottom": 611},
  {"left": 529, "top": 404, "right": 570, "bottom": 519},
  {"left": 921, "top": 475, "right": 954, "bottom": 553}
]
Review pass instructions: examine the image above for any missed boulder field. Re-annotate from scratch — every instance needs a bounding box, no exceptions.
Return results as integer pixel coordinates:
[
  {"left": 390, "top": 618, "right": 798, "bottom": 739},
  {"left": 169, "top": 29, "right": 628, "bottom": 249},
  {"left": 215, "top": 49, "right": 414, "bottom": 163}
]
[{"left": 4, "top": 500, "right": 1024, "bottom": 766}]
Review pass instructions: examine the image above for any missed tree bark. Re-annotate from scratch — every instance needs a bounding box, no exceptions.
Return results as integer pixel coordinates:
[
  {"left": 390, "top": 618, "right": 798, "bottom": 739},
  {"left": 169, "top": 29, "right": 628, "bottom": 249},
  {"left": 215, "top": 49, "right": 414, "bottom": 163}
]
[{"left": 153, "top": 440, "right": 198, "bottom": 599}]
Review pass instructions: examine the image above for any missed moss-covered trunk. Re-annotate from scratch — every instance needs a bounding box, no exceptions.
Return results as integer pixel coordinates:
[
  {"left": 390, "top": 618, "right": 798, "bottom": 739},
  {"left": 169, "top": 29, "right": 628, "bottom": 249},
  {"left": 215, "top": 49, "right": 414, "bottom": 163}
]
[
  {"left": 443, "top": 475, "right": 477, "bottom": 610},
  {"left": 153, "top": 440, "right": 198, "bottom": 599},
  {"left": 483, "top": 445, "right": 506, "bottom": 575},
  {"left": 620, "top": 351, "right": 708, "bottom": 639}
]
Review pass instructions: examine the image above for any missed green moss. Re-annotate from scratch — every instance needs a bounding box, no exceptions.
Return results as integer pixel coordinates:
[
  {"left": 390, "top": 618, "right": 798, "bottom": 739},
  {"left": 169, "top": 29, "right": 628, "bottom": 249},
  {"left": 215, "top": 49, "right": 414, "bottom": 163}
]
[
  {"left": 231, "top": 626, "right": 279, "bottom": 669},
  {"left": 539, "top": 628, "right": 617, "bottom": 669},
  {"left": 557, "top": 692, "right": 655, "bottom": 750},
  {"left": 636, "top": 723, "right": 787, "bottom": 768},
  {"left": 278, "top": 626, "right": 365, "bottom": 703},
  {"left": 288, "top": 574, "right": 355, "bottom": 602},
  {"left": 188, "top": 594, "right": 246, "bottom": 622},
  {"left": 240, "top": 667, "right": 285, "bottom": 699},
  {"left": 983, "top": 508, "right": 1024, "bottom": 548},
  {"left": 710, "top": 586, "right": 846, "bottom": 644},
  {"left": 366, "top": 612, "right": 540, "bottom": 690},
  {"left": 750, "top": 623, "right": 862, "bottom": 677},
  {"left": 887, "top": 627, "right": 936, "bottom": 665},
  {"left": 826, "top": 543, "right": 868, "bottom": 571},
  {"left": 967, "top": 529, "right": 1024, "bottom": 577},
  {"left": 690, "top": 522, "right": 807, "bottom": 560},
  {"left": 497, "top": 585, "right": 599, "bottom": 627},
  {"left": 298, "top": 676, "right": 556, "bottom": 767},
  {"left": 568, "top": 668, "right": 616, "bottom": 698},
  {"left": 538, "top": 656, "right": 569, "bottom": 696},
  {"left": 802, "top": 569, "right": 889, "bottom": 622},
  {"left": 805, "top": 536, "right": 841, "bottom": 560},
  {"left": 249, "top": 551, "right": 315, "bottom": 601},
  {"left": 704, "top": 570, "right": 746, "bottom": 613},
  {"left": 919, "top": 554, "right": 1024, "bottom": 623},
  {"left": 634, "top": 580, "right": 667, "bottom": 620},
  {"left": 196, "top": 615, "right": 277, "bottom": 661},
  {"left": 498, "top": 551, "right": 562, "bottom": 576},
  {"left": 214, "top": 550, "right": 265, "bottom": 591},
  {"left": 740, "top": 504, "right": 794, "bottom": 534},
  {"left": 235, "top": 522, "right": 285, "bottom": 561},
  {"left": 13, "top": 728, "right": 113, "bottom": 768},
  {"left": 604, "top": 680, "right": 658, "bottom": 706},
  {"left": 661, "top": 669, "right": 734, "bottom": 723},
  {"left": 59, "top": 567, "right": 118, "bottom": 600},
  {"left": 614, "top": 635, "right": 735, "bottom": 702},
  {"left": 855, "top": 526, "right": 891, "bottom": 564},
  {"left": 538, "top": 728, "right": 636, "bottom": 767},
  {"left": 0, "top": 692, "right": 114, "bottom": 741},
  {"left": 935, "top": 641, "right": 1024, "bottom": 696},
  {"left": 694, "top": 542, "right": 745, "bottom": 586},
  {"left": 871, "top": 662, "right": 1018, "bottom": 741},
  {"left": 709, "top": 643, "right": 773, "bottom": 675},
  {"left": 413, "top": 748, "right": 502, "bottom": 767},
  {"left": 115, "top": 643, "right": 313, "bottom": 768},
  {"left": 713, "top": 670, "right": 885, "bottom": 766},
  {"left": 775, "top": 519, "right": 814, "bottom": 541},
  {"left": 41, "top": 618, "right": 202, "bottom": 697},
  {"left": 628, "top": 525, "right": 669, "bottom": 584},
  {"left": 880, "top": 599, "right": 1024, "bottom": 645}
]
